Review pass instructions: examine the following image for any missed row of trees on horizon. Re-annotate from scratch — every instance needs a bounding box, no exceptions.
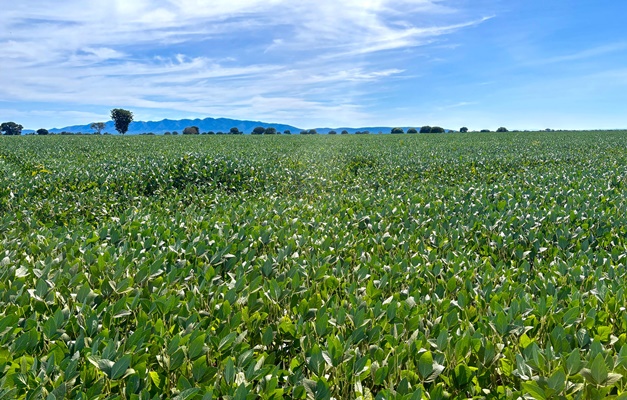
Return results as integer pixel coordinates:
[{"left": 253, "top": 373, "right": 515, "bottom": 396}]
[
  {"left": 0, "top": 123, "right": 517, "bottom": 136},
  {"left": 1, "top": 108, "right": 523, "bottom": 136}
]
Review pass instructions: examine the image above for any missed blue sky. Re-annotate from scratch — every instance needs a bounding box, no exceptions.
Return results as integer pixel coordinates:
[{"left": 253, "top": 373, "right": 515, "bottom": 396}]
[{"left": 2, "top": 0, "right": 626, "bottom": 131}]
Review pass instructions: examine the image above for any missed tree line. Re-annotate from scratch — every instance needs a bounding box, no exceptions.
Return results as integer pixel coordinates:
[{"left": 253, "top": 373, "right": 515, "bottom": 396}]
[{"left": 2, "top": 108, "right": 513, "bottom": 136}]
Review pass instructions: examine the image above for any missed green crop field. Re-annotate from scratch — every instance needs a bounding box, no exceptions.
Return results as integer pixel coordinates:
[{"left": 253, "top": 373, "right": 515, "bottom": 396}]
[{"left": 2, "top": 131, "right": 627, "bottom": 399}]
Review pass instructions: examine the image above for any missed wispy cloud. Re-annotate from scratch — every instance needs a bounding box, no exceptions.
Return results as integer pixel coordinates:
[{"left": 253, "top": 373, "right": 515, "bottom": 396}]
[
  {"left": 526, "top": 42, "right": 627, "bottom": 66},
  {"left": 1, "top": 0, "right": 493, "bottom": 128}
]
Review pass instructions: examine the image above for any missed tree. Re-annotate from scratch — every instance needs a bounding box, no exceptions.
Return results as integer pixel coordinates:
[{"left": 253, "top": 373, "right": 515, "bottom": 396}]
[
  {"left": 431, "top": 126, "right": 445, "bottom": 133},
  {"left": 1, "top": 122, "right": 23, "bottom": 136},
  {"left": 328, "top": 130, "right": 337, "bottom": 135},
  {"left": 391, "top": 127, "right": 404, "bottom": 134},
  {"left": 407, "top": 128, "right": 418, "bottom": 134},
  {"left": 229, "top": 127, "right": 242, "bottom": 135},
  {"left": 480, "top": 129, "right": 490, "bottom": 132},
  {"left": 164, "top": 131, "right": 171, "bottom": 135},
  {"left": 172, "top": 131, "right": 179, "bottom": 135},
  {"left": 308, "top": 129, "right": 318, "bottom": 135},
  {"left": 496, "top": 127, "right": 508, "bottom": 132},
  {"left": 110, "top": 109, "right": 133, "bottom": 134},
  {"left": 36, "top": 128, "right": 49, "bottom": 135},
  {"left": 341, "top": 130, "right": 349, "bottom": 135},
  {"left": 207, "top": 131, "right": 215, "bottom": 135},
  {"left": 419, "top": 126, "right": 431, "bottom": 133},
  {"left": 252, "top": 126, "right": 265, "bottom": 135},
  {"left": 460, "top": 127, "right": 469, "bottom": 133},
  {"left": 183, "top": 126, "right": 200, "bottom": 135},
  {"left": 90, "top": 122, "right": 106, "bottom": 135},
  {"left": 265, "top": 127, "right": 277, "bottom": 135},
  {"left": 283, "top": 130, "right": 291, "bottom": 135}
]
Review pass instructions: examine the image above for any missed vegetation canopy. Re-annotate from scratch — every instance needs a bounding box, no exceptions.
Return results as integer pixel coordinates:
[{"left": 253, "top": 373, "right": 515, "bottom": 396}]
[
  {"left": 110, "top": 109, "right": 134, "bottom": 135},
  {"left": 0, "top": 131, "right": 627, "bottom": 399}
]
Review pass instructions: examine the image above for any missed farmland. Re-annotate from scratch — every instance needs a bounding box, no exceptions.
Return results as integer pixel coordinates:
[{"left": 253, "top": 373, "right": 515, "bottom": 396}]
[{"left": 1, "top": 131, "right": 627, "bottom": 399}]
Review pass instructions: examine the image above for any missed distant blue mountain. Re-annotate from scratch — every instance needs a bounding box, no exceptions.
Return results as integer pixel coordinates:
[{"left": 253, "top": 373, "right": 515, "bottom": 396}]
[
  {"left": 314, "top": 127, "right": 423, "bottom": 134},
  {"left": 47, "top": 117, "right": 301, "bottom": 135},
  {"left": 42, "top": 117, "right": 434, "bottom": 135}
]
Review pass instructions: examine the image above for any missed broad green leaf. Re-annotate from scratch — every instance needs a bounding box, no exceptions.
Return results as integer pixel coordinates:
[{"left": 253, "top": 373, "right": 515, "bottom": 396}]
[
  {"left": 522, "top": 381, "right": 547, "bottom": 400},
  {"left": 111, "top": 354, "right": 132, "bottom": 380},
  {"left": 418, "top": 351, "right": 434, "bottom": 381},
  {"left": 224, "top": 357, "right": 235, "bottom": 385},
  {"left": 188, "top": 334, "right": 207, "bottom": 361},
  {"left": 262, "top": 326, "right": 274, "bottom": 347}
]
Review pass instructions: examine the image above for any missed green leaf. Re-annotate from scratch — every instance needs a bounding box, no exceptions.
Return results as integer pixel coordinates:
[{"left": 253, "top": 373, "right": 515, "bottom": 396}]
[
  {"left": 43, "top": 317, "right": 59, "bottom": 340},
  {"left": 418, "top": 351, "right": 434, "bottom": 381},
  {"left": 522, "top": 381, "right": 547, "bottom": 400},
  {"left": 417, "top": 351, "right": 443, "bottom": 382},
  {"left": 315, "top": 312, "right": 328, "bottom": 337},
  {"left": 315, "top": 379, "right": 330, "bottom": 400},
  {"left": 224, "top": 357, "right": 235, "bottom": 385},
  {"left": 562, "top": 307, "right": 581, "bottom": 327},
  {"left": 565, "top": 349, "right": 581, "bottom": 375},
  {"left": 111, "top": 354, "right": 132, "bottom": 380},
  {"left": 374, "top": 365, "right": 389, "bottom": 385},
  {"left": 547, "top": 368, "right": 566, "bottom": 393},
  {"left": 590, "top": 353, "right": 609, "bottom": 385},
  {"left": 173, "top": 388, "right": 201, "bottom": 400},
  {"left": 188, "top": 334, "right": 207, "bottom": 361},
  {"left": 169, "top": 348, "right": 185, "bottom": 371},
  {"left": 149, "top": 371, "right": 161, "bottom": 388},
  {"left": 218, "top": 332, "right": 237, "bottom": 352},
  {"left": 452, "top": 364, "right": 474, "bottom": 388},
  {"left": 88, "top": 356, "right": 114, "bottom": 377},
  {"left": 262, "top": 326, "right": 274, "bottom": 347},
  {"left": 233, "top": 383, "right": 249, "bottom": 400},
  {"left": 327, "top": 335, "right": 344, "bottom": 367},
  {"left": 13, "top": 330, "right": 39, "bottom": 354}
]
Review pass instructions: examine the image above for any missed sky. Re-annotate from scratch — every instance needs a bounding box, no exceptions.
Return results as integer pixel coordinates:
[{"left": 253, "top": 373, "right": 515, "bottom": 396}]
[{"left": 2, "top": 0, "right": 627, "bottom": 131}]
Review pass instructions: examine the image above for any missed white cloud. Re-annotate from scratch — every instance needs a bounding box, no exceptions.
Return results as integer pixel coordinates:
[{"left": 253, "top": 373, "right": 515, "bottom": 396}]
[{"left": 1, "top": 0, "right": 492, "bottom": 128}]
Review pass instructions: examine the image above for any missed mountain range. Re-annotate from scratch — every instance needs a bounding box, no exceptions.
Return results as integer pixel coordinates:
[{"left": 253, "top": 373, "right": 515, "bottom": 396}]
[{"left": 35, "top": 117, "right": 430, "bottom": 135}]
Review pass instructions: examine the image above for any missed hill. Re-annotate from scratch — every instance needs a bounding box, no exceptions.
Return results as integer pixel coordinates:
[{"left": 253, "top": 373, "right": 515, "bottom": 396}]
[
  {"left": 47, "top": 117, "right": 301, "bottom": 135},
  {"left": 42, "top": 117, "right": 437, "bottom": 135}
]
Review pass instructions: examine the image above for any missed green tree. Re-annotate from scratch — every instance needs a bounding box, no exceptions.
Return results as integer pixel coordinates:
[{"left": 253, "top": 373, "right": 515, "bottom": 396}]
[
  {"left": 164, "top": 131, "right": 171, "bottom": 135},
  {"left": 90, "top": 122, "right": 106, "bottom": 135},
  {"left": 391, "top": 127, "right": 404, "bottom": 134},
  {"left": 1, "top": 122, "right": 23, "bottom": 136},
  {"left": 407, "top": 128, "right": 418, "bottom": 134},
  {"left": 460, "top": 127, "right": 469, "bottom": 133},
  {"left": 183, "top": 126, "right": 200, "bottom": 135},
  {"left": 308, "top": 129, "right": 318, "bottom": 135},
  {"left": 341, "top": 130, "right": 349, "bottom": 135},
  {"left": 230, "top": 127, "right": 242, "bottom": 135},
  {"left": 252, "top": 126, "right": 265, "bottom": 135},
  {"left": 496, "top": 127, "right": 508, "bottom": 132},
  {"left": 328, "top": 130, "right": 337, "bottom": 135},
  {"left": 36, "top": 128, "right": 49, "bottom": 135},
  {"left": 431, "top": 126, "right": 445, "bottom": 133},
  {"left": 110, "top": 109, "right": 133, "bottom": 134},
  {"left": 480, "top": 129, "right": 490, "bottom": 132},
  {"left": 419, "top": 126, "right": 431, "bottom": 133},
  {"left": 265, "top": 127, "right": 277, "bottom": 135},
  {"left": 283, "top": 130, "right": 291, "bottom": 135}
]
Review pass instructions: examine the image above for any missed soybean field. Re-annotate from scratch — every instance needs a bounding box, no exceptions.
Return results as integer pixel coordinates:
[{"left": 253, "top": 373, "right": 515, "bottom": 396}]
[{"left": 2, "top": 131, "right": 627, "bottom": 399}]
